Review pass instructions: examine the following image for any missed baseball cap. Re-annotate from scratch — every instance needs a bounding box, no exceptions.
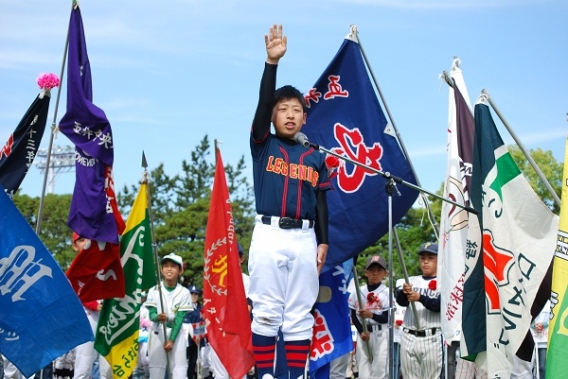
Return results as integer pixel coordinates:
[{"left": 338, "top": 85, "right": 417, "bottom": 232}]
[
  {"left": 418, "top": 242, "right": 438, "bottom": 255},
  {"left": 365, "top": 255, "right": 387, "bottom": 270},
  {"left": 72, "top": 232, "right": 81, "bottom": 242},
  {"left": 161, "top": 253, "right": 183, "bottom": 269},
  {"left": 189, "top": 285, "right": 201, "bottom": 295},
  {"left": 237, "top": 243, "right": 244, "bottom": 256}
]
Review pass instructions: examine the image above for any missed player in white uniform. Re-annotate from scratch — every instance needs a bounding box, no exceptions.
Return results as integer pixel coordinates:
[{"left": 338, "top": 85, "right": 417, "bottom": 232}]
[
  {"left": 395, "top": 243, "right": 443, "bottom": 379},
  {"left": 348, "top": 255, "right": 391, "bottom": 379},
  {"left": 146, "top": 253, "right": 192, "bottom": 379},
  {"left": 248, "top": 25, "right": 331, "bottom": 379}
]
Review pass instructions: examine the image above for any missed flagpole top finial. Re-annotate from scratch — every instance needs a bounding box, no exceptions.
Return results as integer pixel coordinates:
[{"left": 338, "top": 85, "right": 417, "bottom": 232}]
[
  {"left": 452, "top": 56, "right": 461, "bottom": 70},
  {"left": 476, "top": 91, "right": 489, "bottom": 105},
  {"left": 345, "top": 25, "right": 359, "bottom": 43}
]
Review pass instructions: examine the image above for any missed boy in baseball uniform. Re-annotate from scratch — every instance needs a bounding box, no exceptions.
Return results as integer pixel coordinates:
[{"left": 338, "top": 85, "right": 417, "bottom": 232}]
[
  {"left": 395, "top": 243, "right": 443, "bottom": 379},
  {"left": 248, "top": 24, "right": 331, "bottom": 379},
  {"left": 146, "top": 253, "right": 192, "bottom": 379},
  {"left": 349, "top": 255, "right": 391, "bottom": 379}
]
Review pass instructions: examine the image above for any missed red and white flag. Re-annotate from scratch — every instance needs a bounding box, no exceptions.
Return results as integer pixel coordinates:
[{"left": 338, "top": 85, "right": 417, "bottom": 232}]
[
  {"left": 202, "top": 146, "right": 255, "bottom": 379},
  {"left": 66, "top": 239, "right": 125, "bottom": 302}
]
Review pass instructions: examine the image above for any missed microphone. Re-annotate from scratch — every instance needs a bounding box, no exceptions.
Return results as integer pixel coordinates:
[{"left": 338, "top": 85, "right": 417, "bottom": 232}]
[
  {"left": 294, "top": 132, "right": 310, "bottom": 148},
  {"left": 294, "top": 132, "right": 319, "bottom": 149}
]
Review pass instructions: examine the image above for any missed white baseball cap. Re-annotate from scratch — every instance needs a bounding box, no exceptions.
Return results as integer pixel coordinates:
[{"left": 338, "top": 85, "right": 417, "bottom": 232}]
[{"left": 161, "top": 253, "right": 183, "bottom": 269}]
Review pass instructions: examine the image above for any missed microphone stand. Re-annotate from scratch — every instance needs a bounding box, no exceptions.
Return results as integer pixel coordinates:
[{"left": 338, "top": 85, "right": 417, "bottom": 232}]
[
  {"left": 310, "top": 142, "right": 476, "bottom": 214},
  {"left": 306, "top": 140, "right": 477, "bottom": 379}
]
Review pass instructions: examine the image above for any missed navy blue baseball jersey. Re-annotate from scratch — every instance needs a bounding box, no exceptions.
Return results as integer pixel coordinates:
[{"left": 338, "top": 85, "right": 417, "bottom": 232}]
[
  {"left": 250, "top": 63, "right": 331, "bottom": 220},
  {"left": 251, "top": 135, "right": 330, "bottom": 220}
]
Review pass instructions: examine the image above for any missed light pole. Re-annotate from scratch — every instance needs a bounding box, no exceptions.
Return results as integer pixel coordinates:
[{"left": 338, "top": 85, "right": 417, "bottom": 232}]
[{"left": 35, "top": 145, "right": 75, "bottom": 193}]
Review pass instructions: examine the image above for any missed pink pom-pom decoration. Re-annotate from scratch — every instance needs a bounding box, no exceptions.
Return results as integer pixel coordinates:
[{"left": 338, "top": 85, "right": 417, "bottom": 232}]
[{"left": 37, "top": 73, "right": 60, "bottom": 90}]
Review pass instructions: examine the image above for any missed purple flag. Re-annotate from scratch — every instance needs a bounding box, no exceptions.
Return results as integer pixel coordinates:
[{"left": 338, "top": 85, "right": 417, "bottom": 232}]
[
  {"left": 0, "top": 91, "right": 50, "bottom": 196},
  {"left": 59, "top": 6, "right": 122, "bottom": 243},
  {"left": 303, "top": 35, "right": 418, "bottom": 272}
]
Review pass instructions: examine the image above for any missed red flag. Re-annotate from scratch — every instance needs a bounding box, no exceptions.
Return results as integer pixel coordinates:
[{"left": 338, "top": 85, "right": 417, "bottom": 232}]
[
  {"left": 66, "top": 240, "right": 125, "bottom": 302},
  {"left": 203, "top": 147, "right": 255, "bottom": 379}
]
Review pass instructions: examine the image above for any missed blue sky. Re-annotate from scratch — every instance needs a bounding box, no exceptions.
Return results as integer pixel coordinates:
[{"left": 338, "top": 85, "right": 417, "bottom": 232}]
[{"left": 1, "top": 0, "right": 566, "bottom": 201}]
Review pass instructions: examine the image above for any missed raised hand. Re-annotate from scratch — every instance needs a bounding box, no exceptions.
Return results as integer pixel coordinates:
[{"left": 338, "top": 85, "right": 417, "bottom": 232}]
[{"left": 265, "top": 24, "right": 287, "bottom": 65}]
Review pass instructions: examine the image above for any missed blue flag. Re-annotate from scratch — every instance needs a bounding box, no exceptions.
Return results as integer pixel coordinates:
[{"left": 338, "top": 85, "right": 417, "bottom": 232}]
[
  {"left": 0, "top": 185, "right": 93, "bottom": 377},
  {"left": 0, "top": 91, "right": 50, "bottom": 196},
  {"left": 309, "top": 261, "right": 354, "bottom": 378},
  {"left": 303, "top": 34, "right": 418, "bottom": 272},
  {"left": 59, "top": 5, "right": 122, "bottom": 243}
]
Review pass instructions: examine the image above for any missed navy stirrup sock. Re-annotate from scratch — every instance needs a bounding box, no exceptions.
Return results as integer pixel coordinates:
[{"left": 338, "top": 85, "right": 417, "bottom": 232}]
[
  {"left": 284, "top": 339, "right": 310, "bottom": 379},
  {"left": 252, "top": 333, "right": 277, "bottom": 378}
]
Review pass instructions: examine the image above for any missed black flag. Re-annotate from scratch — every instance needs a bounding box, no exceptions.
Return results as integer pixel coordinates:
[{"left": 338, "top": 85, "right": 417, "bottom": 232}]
[{"left": 0, "top": 91, "right": 51, "bottom": 196}]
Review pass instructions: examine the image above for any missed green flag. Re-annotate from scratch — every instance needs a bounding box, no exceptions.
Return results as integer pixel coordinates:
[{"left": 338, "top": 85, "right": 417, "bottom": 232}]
[
  {"left": 461, "top": 99, "right": 558, "bottom": 376},
  {"left": 95, "top": 182, "right": 157, "bottom": 379}
]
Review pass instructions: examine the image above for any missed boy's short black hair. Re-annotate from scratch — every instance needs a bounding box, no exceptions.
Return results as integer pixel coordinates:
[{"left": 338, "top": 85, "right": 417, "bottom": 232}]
[{"left": 274, "top": 85, "right": 307, "bottom": 112}]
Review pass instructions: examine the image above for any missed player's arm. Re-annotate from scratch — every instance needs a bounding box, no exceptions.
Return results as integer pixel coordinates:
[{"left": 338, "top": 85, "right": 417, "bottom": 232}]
[
  {"left": 419, "top": 294, "right": 440, "bottom": 312},
  {"left": 371, "top": 311, "right": 388, "bottom": 324},
  {"left": 395, "top": 287, "right": 410, "bottom": 306},
  {"left": 252, "top": 63, "right": 276, "bottom": 141},
  {"left": 350, "top": 308, "right": 364, "bottom": 334},
  {"left": 315, "top": 191, "right": 329, "bottom": 274},
  {"left": 251, "top": 25, "right": 287, "bottom": 141},
  {"left": 169, "top": 310, "right": 188, "bottom": 342}
]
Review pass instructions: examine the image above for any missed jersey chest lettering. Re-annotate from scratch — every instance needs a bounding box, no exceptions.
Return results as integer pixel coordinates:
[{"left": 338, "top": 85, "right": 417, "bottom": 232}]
[{"left": 265, "top": 155, "right": 319, "bottom": 187}]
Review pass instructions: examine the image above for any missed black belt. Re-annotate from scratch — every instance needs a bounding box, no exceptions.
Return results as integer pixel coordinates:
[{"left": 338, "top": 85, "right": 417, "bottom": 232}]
[
  {"left": 261, "top": 216, "right": 314, "bottom": 229},
  {"left": 403, "top": 327, "right": 439, "bottom": 337}
]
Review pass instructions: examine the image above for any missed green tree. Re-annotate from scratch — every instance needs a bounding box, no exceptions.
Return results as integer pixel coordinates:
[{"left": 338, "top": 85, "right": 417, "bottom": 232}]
[
  {"left": 509, "top": 145, "right": 562, "bottom": 214},
  {"left": 352, "top": 203, "right": 439, "bottom": 286},
  {"left": 117, "top": 135, "right": 256, "bottom": 289},
  {"left": 12, "top": 192, "right": 76, "bottom": 268}
]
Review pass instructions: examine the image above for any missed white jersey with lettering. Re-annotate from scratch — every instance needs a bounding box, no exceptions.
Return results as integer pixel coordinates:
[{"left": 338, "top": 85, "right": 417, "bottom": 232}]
[
  {"left": 399, "top": 275, "right": 442, "bottom": 379},
  {"left": 146, "top": 283, "right": 192, "bottom": 379},
  {"left": 402, "top": 275, "right": 441, "bottom": 330},
  {"left": 348, "top": 284, "right": 391, "bottom": 379}
]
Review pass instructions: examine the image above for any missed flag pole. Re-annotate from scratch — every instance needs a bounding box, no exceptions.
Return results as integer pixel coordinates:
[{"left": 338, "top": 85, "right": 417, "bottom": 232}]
[
  {"left": 392, "top": 228, "right": 421, "bottom": 330},
  {"left": 350, "top": 25, "right": 440, "bottom": 239},
  {"left": 35, "top": 2, "right": 74, "bottom": 234},
  {"left": 142, "top": 151, "right": 173, "bottom": 379},
  {"left": 351, "top": 265, "right": 374, "bottom": 363},
  {"left": 481, "top": 89, "right": 561, "bottom": 208}
]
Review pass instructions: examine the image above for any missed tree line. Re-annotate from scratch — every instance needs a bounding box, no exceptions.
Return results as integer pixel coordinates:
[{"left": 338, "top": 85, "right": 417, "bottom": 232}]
[{"left": 12, "top": 137, "right": 563, "bottom": 289}]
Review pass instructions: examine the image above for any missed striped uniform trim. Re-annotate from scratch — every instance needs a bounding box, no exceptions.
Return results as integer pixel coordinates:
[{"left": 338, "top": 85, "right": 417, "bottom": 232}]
[
  {"left": 253, "top": 344, "right": 276, "bottom": 369},
  {"left": 285, "top": 343, "right": 310, "bottom": 368}
]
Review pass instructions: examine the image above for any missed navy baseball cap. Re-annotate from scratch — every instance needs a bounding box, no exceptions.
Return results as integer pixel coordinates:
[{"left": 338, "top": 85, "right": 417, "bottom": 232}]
[
  {"left": 237, "top": 243, "right": 244, "bottom": 256},
  {"left": 418, "top": 242, "right": 438, "bottom": 255},
  {"left": 189, "top": 285, "right": 201, "bottom": 295},
  {"left": 365, "top": 255, "right": 387, "bottom": 270}
]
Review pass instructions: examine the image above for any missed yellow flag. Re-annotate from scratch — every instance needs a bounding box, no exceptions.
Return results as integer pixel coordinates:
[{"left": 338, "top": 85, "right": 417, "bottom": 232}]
[{"left": 547, "top": 136, "right": 568, "bottom": 378}]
